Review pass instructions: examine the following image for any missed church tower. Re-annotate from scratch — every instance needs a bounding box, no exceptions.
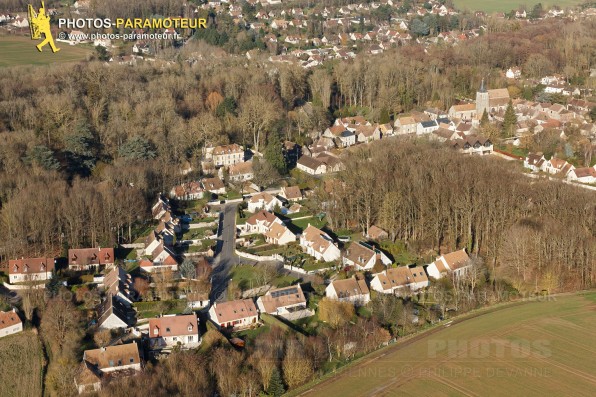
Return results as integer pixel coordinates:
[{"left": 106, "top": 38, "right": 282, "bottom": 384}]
[{"left": 475, "top": 78, "right": 489, "bottom": 119}]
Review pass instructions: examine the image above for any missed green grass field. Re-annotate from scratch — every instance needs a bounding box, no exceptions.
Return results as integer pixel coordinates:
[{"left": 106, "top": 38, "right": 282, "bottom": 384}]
[
  {"left": 297, "top": 292, "right": 596, "bottom": 397},
  {"left": 0, "top": 35, "right": 91, "bottom": 67},
  {"left": 0, "top": 331, "right": 43, "bottom": 397},
  {"left": 453, "top": 0, "right": 586, "bottom": 13}
]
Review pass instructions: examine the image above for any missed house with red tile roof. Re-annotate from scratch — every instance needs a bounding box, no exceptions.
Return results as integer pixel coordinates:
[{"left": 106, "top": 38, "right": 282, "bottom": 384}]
[
  {"left": 325, "top": 275, "right": 370, "bottom": 305},
  {"left": 300, "top": 225, "right": 341, "bottom": 262},
  {"left": 0, "top": 309, "right": 23, "bottom": 338},
  {"left": 370, "top": 265, "right": 429, "bottom": 295},
  {"left": 208, "top": 299, "right": 259, "bottom": 330},
  {"left": 256, "top": 285, "right": 309, "bottom": 319},
  {"left": 8, "top": 257, "right": 55, "bottom": 284},
  {"left": 149, "top": 313, "right": 200, "bottom": 349},
  {"left": 69, "top": 248, "right": 115, "bottom": 270},
  {"left": 426, "top": 248, "right": 471, "bottom": 279}
]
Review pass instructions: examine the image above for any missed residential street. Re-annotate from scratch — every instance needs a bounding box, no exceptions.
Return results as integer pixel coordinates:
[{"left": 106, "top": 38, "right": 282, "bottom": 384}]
[{"left": 209, "top": 203, "right": 238, "bottom": 303}]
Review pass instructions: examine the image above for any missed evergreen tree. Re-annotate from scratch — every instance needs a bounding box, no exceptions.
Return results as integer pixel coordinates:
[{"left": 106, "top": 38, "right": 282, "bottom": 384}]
[
  {"left": 379, "top": 107, "right": 390, "bottom": 124},
  {"left": 267, "top": 368, "right": 285, "bottom": 397},
  {"left": 25, "top": 145, "right": 60, "bottom": 171},
  {"left": 480, "top": 110, "right": 489, "bottom": 127},
  {"left": 180, "top": 258, "right": 196, "bottom": 280},
  {"left": 119, "top": 136, "right": 157, "bottom": 161},
  {"left": 264, "top": 135, "right": 287, "bottom": 175},
  {"left": 65, "top": 121, "right": 97, "bottom": 175},
  {"left": 502, "top": 100, "right": 517, "bottom": 137},
  {"left": 45, "top": 273, "right": 62, "bottom": 298}
]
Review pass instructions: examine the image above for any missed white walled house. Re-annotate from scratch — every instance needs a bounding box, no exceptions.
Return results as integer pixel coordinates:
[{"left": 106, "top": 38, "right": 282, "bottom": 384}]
[
  {"left": 426, "top": 249, "right": 471, "bottom": 280},
  {"left": 342, "top": 242, "right": 376, "bottom": 271},
  {"left": 524, "top": 152, "right": 546, "bottom": 172},
  {"left": 325, "top": 276, "right": 370, "bottom": 305},
  {"left": 567, "top": 166, "right": 596, "bottom": 184},
  {"left": 247, "top": 192, "right": 282, "bottom": 212},
  {"left": 243, "top": 210, "right": 296, "bottom": 245},
  {"left": 8, "top": 257, "right": 54, "bottom": 284},
  {"left": 297, "top": 155, "right": 327, "bottom": 175},
  {"left": 208, "top": 299, "right": 259, "bottom": 330},
  {"left": 370, "top": 265, "right": 429, "bottom": 295},
  {"left": 212, "top": 144, "right": 244, "bottom": 167},
  {"left": 0, "top": 309, "right": 23, "bottom": 338},
  {"left": 300, "top": 225, "right": 341, "bottom": 262},
  {"left": 148, "top": 313, "right": 201, "bottom": 349}
]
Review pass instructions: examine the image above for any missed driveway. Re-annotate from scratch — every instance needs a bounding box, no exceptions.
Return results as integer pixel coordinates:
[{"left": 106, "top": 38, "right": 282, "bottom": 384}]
[{"left": 210, "top": 203, "right": 239, "bottom": 303}]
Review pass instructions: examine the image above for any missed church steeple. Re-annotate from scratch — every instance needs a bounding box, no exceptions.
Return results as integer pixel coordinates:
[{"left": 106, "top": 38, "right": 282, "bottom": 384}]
[
  {"left": 479, "top": 78, "right": 487, "bottom": 93},
  {"left": 475, "top": 77, "right": 489, "bottom": 122}
]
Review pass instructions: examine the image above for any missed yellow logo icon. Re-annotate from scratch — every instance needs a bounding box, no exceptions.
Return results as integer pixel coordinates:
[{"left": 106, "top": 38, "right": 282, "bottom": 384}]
[{"left": 28, "top": 1, "right": 60, "bottom": 53}]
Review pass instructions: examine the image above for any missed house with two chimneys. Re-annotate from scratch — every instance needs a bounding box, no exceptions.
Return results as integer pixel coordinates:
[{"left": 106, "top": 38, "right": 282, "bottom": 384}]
[
  {"left": 300, "top": 225, "right": 341, "bottom": 262},
  {"left": 325, "top": 275, "right": 370, "bottom": 305},
  {"left": 370, "top": 265, "right": 429, "bottom": 296},
  {"left": 208, "top": 299, "right": 259, "bottom": 330},
  {"left": 8, "top": 257, "right": 55, "bottom": 284},
  {"left": 75, "top": 342, "right": 141, "bottom": 394},
  {"left": 148, "top": 313, "right": 201, "bottom": 349}
]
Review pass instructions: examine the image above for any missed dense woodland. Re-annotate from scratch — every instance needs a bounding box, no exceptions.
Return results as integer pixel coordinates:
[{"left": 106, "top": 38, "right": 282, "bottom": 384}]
[
  {"left": 0, "top": 16, "right": 594, "bottom": 263},
  {"left": 322, "top": 141, "right": 596, "bottom": 291}
]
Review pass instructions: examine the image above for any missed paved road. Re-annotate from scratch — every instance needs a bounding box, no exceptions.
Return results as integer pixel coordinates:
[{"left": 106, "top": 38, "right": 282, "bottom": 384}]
[{"left": 210, "top": 203, "right": 239, "bottom": 303}]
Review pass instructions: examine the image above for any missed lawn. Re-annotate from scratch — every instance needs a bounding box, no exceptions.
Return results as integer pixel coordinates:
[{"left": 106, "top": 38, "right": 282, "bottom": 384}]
[
  {"left": 289, "top": 216, "right": 328, "bottom": 233},
  {"left": 0, "top": 35, "right": 92, "bottom": 67},
  {"left": 182, "top": 226, "right": 216, "bottom": 240},
  {"left": 453, "top": 0, "right": 585, "bottom": 13},
  {"left": 230, "top": 264, "right": 265, "bottom": 291},
  {"left": 0, "top": 331, "right": 43, "bottom": 397},
  {"left": 133, "top": 299, "right": 187, "bottom": 318},
  {"left": 292, "top": 292, "right": 596, "bottom": 397}
]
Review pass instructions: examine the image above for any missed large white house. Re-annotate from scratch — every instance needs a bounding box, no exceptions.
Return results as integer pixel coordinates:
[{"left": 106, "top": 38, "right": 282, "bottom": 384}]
[
  {"left": 299, "top": 225, "right": 341, "bottom": 262},
  {"left": 8, "top": 257, "right": 55, "bottom": 284},
  {"left": 0, "top": 309, "right": 23, "bottom": 338},
  {"left": 148, "top": 313, "right": 201, "bottom": 349},
  {"left": 211, "top": 144, "right": 244, "bottom": 167},
  {"left": 247, "top": 192, "right": 282, "bottom": 212},
  {"left": 244, "top": 210, "right": 296, "bottom": 245},
  {"left": 208, "top": 299, "right": 259, "bottom": 330},
  {"left": 325, "top": 275, "right": 370, "bottom": 305},
  {"left": 426, "top": 249, "right": 471, "bottom": 279},
  {"left": 370, "top": 265, "right": 429, "bottom": 295}
]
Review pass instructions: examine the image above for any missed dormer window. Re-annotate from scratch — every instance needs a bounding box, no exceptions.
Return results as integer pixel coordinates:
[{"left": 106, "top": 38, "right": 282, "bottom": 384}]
[
  {"left": 166, "top": 327, "right": 171, "bottom": 332},
  {"left": 153, "top": 327, "right": 159, "bottom": 335},
  {"left": 188, "top": 324, "right": 193, "bottom": 332}
]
